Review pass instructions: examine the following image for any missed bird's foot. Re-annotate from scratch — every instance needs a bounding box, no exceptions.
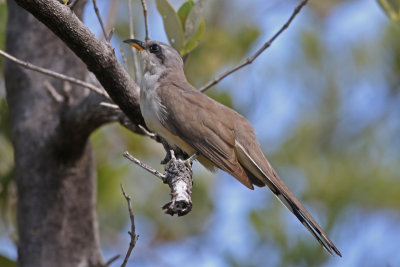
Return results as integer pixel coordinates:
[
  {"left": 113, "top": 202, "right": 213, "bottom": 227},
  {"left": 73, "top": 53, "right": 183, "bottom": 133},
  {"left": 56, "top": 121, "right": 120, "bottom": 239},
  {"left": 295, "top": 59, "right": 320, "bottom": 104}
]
[
  {"left": 164, "top": 149, "right": 176, "bottom": 165},
  {"left": 166, "top": 150, "right": 198, "bottom": 168},
  {"left": 160, "top": 149, "right": 172, "bottom": 165},
  {"left": 183, "top": 152, "right": 199, "bottom": 168}
]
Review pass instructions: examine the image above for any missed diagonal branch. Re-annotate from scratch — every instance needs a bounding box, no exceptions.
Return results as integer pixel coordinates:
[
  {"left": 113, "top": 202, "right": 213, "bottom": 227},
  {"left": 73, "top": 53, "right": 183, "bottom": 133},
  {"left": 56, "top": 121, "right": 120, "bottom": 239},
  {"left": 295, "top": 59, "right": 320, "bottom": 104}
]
[
  {"left": 67, "top": 0, "right": 81, "bottom": 9},
  {"left": 123, "top": 151, "right": 166, "bottom": 181},
  {"left": 199, "top": 0, "right": 309, "bottom": 92},
  {"left": 0, "top": 49, "right": 109, "bottom": 98},
  {"left": 140, "top": 0, "right": 150, "bottom": 42},
  {"left": 13, "top": 0, "right": 144, "bottom": 127},
  {"left": 0, "top": 48, "right": 151, "bottom": 140},
  {"left": 128, "top": 0, "right": 141, "bottom": 81},
  {"left": 105, "top": 0, "right": 120, "bottom": 33},
  {"left": 120, "top": 184, "right": 139, "bottom": 267},
  {"left": 119, "top": 44, "right": 129, "bottom": 70},
  {"left": 92, "top": 0, "right": 108, "bottom": 40}
]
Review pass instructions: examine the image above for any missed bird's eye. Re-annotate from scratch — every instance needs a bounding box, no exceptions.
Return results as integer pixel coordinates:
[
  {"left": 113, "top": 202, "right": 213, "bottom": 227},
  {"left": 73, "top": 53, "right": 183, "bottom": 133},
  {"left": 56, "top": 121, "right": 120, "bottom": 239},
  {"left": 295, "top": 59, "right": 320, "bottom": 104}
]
[{"left": 149, "top": 44, "right": 160, "bottom": 54}]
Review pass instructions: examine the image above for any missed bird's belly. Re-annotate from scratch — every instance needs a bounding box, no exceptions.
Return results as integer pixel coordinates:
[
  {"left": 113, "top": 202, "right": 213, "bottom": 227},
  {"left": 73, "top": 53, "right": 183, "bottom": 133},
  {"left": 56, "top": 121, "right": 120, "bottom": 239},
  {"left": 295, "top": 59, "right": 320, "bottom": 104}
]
[
  {"left": 140, "top": 87, "right": 214, "bottom": 169},
  {"left": 141, "top": 97, "right": 195, "bottom": 156},
  {"left": 150, "top": 118, "right": 195, "bottom": 155}
]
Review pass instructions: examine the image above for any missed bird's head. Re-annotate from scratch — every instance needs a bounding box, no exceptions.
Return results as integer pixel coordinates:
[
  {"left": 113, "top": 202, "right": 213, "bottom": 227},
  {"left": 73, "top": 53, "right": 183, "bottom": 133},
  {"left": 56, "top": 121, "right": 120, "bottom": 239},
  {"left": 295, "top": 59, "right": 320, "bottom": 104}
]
[{"left": 123, "top": 39, "right": 183, "bottom": 75}]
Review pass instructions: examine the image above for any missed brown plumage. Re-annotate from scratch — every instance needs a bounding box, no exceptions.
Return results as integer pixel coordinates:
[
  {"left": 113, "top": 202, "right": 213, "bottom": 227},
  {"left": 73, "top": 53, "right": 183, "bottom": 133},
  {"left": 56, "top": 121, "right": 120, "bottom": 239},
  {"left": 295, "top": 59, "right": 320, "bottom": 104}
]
[{"left": 124, "top": 39, "right": 342, "bottom": 257}]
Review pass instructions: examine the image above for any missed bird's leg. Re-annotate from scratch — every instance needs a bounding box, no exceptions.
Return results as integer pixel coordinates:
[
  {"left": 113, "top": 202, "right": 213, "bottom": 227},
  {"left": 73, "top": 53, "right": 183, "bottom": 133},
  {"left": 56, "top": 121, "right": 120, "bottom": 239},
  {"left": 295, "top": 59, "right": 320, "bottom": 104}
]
[
  {"left": 160, "top": 139, "right": 173, "bottom": 164},
  {"left": 169, "top": 149, "right": 176, "bottom": 161},
  {"left": 167, "top": 149, "right": 198, "bottom": 168}
]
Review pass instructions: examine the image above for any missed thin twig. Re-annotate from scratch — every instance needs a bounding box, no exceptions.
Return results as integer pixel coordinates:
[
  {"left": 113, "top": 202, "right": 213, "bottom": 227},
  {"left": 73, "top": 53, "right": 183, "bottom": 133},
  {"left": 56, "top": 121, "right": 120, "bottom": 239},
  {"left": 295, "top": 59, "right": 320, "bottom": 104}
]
[
  {"left": 68, "top": 0, "right": 80, "bottom": 9},
  {"left": 123, "top": 151, "right": 166, "bottom": 181},
  {"left": 199, "top": 0, "right": 309, "bottom": 92},
  {"left": 105, "top": 0, "right": 120, "bottom": 33},
  {"left": 107, "top": 28, "right": 115, "bottom": 42},
  {"left": 44, "top": 81, "right": 64, "bottom": 102},
  {"left": 100, "top": 102, "right": 120, "bottom": 109},
  {"left": 92, "top": 0, "right": 108, "bottom": 40},
  {"left": 0, "top": 49, "right": 109, "bottom": 98},
  {"left": 119, "top": 44, "right": 129, "bottom": 70},
  {"left": 140, "top": 0, "right": 150, "bottom": 42},
  {"left": 138, "top": 125, "right": 157, "bottom": 139},
  {"left": 128, "top": 0, "right": 141, "bottom": 81},
  {"left": 63, "top": 81, "right": 74, "bottom": 105},
  {"left": 120, "top": 184, "right": 139, "bottom": 267},
  {"left": 105, "top": 255, "right": 120, "bottom": 266}
]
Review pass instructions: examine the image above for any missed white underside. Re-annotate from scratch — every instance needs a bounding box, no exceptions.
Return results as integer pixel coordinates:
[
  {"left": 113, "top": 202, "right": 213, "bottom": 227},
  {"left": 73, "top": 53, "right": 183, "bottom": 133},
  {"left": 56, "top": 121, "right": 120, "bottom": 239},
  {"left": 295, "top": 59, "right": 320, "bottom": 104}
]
[{"left": 140, "top": 71, "right": 195, "bottom": 156}]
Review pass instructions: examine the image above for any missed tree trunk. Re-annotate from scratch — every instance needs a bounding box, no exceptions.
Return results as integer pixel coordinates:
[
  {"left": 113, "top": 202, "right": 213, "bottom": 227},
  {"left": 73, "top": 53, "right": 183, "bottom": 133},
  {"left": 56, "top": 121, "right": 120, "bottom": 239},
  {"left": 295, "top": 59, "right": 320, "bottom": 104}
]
[{"left": 5, "top": 1, "right": 103, "bottom": 266}]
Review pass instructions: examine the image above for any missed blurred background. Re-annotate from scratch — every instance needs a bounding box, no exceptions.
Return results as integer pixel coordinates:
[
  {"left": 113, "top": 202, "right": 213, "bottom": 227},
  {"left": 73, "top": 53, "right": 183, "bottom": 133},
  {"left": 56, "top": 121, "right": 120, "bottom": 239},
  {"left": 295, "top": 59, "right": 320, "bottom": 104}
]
[{"left": 1, "top": 0, "right": 400, "bottom": 266}]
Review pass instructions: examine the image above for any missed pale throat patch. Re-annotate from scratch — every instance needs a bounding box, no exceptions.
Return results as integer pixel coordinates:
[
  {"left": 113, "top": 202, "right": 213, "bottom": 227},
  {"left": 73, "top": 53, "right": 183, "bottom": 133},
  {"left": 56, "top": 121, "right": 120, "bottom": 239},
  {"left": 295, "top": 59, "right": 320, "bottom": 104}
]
[
  {"left": 139, "top": 50, "right": 164, "bottom": 75},
  {"left": 139, "top": 61, "right": 195, "bottom": 156},
  {"left": 138, "top": 46, "right": 197, "bottom": 160}
]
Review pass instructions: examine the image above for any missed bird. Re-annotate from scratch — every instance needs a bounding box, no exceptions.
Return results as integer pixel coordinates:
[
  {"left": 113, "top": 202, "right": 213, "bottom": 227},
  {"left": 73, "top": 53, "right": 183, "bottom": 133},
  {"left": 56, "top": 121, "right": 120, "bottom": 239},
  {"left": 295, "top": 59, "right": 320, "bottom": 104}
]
[{"left": 123, "top": 39, "right": 342, "bottom": 257}]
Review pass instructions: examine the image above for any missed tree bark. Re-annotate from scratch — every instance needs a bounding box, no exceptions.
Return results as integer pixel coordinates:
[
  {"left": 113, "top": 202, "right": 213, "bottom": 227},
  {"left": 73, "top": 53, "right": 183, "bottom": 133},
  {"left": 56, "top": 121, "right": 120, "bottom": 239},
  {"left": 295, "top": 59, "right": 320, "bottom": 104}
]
[
  {"left": 5, "top": 1, "right": 103, "bottom": 266},
  {"left": 12, "top": 0, "right": 144, "bottom": 127},
  {"left": 4, "top": 0, "right": 197, "bottom": 264}
]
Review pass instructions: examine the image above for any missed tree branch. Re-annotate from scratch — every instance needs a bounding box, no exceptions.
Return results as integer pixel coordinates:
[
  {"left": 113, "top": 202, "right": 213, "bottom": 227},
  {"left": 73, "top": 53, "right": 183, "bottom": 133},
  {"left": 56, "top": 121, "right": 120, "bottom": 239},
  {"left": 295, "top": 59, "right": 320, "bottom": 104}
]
[
  {"left": 92, "top": 0, "right": 107, "bottom": 40},
  {"left": 0, "top": 49, "right": 109, "bottom": 98},
  {"left": 107, "top": 28, "right": 115, "bottom": 43},
  {"left": 14, "top": 0, "right": 144, "bottom": 127},
  {"left": 61, "top": 94, "right": 120, "bottom": 142},
  {"left": 67, "top": 0, "right": 81, "bottom": 10},
  {"left": 44, "top": 80, "right": 64, "bottom": 102},
  {"left": 105, "top": 0, "right": 119, "bottom": 34},
  {"left": 120, "top": 184, "right": 139, "bottom": 267},
  {"left": 119, "top": 44, "right": 129, "bottom": 71},
  {"left": 140, "top": 0, "right": 150, "bottom": 42},
  {"left": 0, "top": 47, "right": 152, "bottom": 143},
  {"left": 123, "top": 151, "right": 166, "bottom": 181},
  {"left": 128, "top": 0, "right": 141, "bottom": 81},
  {"left": 199, "top": 0, "right": 309, "bottom": 92},
  {"left": 123, "top": 151, "right": 194, "bottom": 216},
  {"left": 104, "top": 255, "right": 120, "bottom": 267}
]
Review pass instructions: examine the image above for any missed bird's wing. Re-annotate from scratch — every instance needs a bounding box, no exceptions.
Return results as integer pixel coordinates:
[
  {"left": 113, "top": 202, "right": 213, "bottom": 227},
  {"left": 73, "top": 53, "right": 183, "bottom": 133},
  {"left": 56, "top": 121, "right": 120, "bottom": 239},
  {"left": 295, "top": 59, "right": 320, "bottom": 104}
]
[
  {"left": 158, "top": 82, "right": 341, "bottom": 256},
  {"left": 157, "top": 83, "right": 254, "bottom": 189},
  {"left": 234, "top": 117, "right": 342, "bottom": 256}
]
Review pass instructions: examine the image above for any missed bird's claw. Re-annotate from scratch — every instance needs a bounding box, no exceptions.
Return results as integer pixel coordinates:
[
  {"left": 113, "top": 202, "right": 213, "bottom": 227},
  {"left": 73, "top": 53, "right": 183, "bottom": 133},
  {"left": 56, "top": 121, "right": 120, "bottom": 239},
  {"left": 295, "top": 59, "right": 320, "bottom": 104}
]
[
  {"left": 164, "top": 150, "right": 198, "bottom": 168},
  {"left": 183, "top": 152, "right": 199, "bottom": 167}
]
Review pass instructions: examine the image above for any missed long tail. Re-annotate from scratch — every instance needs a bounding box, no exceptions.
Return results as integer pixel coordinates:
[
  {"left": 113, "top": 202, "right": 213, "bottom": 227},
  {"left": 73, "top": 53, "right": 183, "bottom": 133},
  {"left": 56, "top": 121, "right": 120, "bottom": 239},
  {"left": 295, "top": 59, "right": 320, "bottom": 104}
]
[
  {"left": 273, "top": 183, "right": 342, "bottom": 256},
  {"left": 235, "top": 142, "right": 342, "bottom": 257}
]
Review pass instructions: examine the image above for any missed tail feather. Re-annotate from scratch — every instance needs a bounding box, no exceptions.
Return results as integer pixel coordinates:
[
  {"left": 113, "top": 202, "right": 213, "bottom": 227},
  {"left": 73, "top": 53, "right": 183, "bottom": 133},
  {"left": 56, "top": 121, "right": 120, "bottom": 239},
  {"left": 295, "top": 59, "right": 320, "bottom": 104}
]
[
  {"left": 276, "top": 192, "right": 342, "bottom": 256},
  {"left": 235, "top": 141, "right": 342, "bottom": 257}
]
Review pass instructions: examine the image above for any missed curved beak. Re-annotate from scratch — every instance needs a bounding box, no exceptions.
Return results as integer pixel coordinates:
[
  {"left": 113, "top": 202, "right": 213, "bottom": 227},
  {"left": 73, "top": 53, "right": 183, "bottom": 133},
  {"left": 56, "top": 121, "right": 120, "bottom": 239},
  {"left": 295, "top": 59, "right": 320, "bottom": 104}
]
[{"left": 123, "top": 39, "right": 145, "bottom": 51}]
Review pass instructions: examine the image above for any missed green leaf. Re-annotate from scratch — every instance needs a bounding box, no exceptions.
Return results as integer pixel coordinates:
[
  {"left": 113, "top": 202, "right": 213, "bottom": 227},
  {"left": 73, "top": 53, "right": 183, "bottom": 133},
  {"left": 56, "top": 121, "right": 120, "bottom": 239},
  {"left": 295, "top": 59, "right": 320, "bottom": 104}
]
[
  {"left": 184, "top": 0, "right": 205, "bottom": 39},
  {"left": 182, "top": 18, "right": 205, "bottom": 55},
  {"left": 378, "top": 0, "right": 400, "bottom": 22},
  {"left": 206, "top": 90, "right": 233, "bottom": 108},
  {"left": 177, "top": 0, "right": 194, "bottom": 29},
  {"left": 0, "top": 255, "right": 16, "bottom": 267},
  {"left": 0, "top": 0, "right": 8, "bottom": 52},
  {"left": 156, "top": 0, "right": 185, "bottom": 52}
]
